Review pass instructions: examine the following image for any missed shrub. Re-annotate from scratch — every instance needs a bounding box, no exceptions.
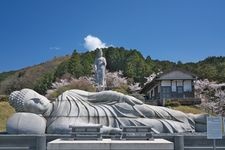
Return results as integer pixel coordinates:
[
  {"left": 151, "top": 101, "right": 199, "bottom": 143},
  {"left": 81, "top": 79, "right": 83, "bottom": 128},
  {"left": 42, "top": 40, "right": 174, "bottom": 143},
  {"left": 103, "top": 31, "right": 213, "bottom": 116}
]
[
  {"left": 165, "top": 101, "right": 181, "bottom": 107},
  {"left": 0, "top": 95, "right": 8, "bottom": 102},
  {"left": 0, "top": 102, "right": 15, "bottom": 131},
  {"left": 173, "top": 105, "right": 206, "bottom": 114},
  {"left": 47, "top": 78, "right": 96, "bottom": 100},
  {"left": 112, "top": 84, "right": 129, "bottom": 94}
]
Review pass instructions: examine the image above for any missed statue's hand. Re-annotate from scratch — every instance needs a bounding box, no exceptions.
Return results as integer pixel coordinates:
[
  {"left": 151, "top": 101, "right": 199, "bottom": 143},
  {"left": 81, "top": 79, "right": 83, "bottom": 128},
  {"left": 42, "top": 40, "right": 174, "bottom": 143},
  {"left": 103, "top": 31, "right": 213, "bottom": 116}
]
[
  {"left": 123, "top": 95, "right": 143, "bottom": 106},
  {"left": 101, "top": 126, "right": 122, "bottom": 134}
]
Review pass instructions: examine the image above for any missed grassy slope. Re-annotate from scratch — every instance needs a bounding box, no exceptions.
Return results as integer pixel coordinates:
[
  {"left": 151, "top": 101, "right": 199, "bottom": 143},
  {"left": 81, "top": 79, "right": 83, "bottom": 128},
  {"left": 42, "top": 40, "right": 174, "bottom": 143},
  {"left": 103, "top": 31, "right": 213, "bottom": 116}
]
[
  {"left": 172, "top": 105, "right": 205, "bottom": 114},
  {"left": 0, "top": 102, "right": 15, "bottom": 131}
]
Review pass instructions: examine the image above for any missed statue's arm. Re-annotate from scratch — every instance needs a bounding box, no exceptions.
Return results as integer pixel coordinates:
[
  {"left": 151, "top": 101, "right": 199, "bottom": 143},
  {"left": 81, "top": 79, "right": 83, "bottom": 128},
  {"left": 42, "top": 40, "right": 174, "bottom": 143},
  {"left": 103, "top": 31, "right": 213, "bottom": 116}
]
[
  {"left": 94, "top": 60, "right": 97, "bottom": 71},
  {"left": 103, "top": 58, "right": 107, "bottom": 66},
  {"left": 67, "top": 90, "right": 143, "bottom": 105},
  {"left": 87, "top": 91, "right": 143, "bottom": 105}
]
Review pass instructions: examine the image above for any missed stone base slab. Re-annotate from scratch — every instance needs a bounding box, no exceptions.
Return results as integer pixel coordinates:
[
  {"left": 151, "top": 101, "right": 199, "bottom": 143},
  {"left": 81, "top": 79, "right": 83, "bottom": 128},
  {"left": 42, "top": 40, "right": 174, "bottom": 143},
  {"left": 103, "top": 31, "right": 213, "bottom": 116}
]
[{"left": 47, "top": 138, "right": 173, "bottom": 150}]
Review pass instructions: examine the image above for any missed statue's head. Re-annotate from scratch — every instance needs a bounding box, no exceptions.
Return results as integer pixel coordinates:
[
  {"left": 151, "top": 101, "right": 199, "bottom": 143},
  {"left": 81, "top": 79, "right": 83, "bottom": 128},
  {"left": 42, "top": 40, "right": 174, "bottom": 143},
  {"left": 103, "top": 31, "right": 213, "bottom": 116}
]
[
  {"left": 9, "top": 89, "right": 50, "bottom": 114},
  {"left": 97, "top": 48, "right": 103, "bottom": 57}
]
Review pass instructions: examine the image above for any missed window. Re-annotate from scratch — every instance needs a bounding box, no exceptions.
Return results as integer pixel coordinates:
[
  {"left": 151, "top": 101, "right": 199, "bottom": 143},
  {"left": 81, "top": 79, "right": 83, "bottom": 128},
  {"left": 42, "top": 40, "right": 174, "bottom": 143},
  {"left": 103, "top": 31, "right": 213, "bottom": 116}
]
[
  {"left": 161, "top": 86, "right": 171, "bottom": 99},
  {"left": 177, "top": 86, "right": 183, "bottom": 94},
  {"left": 151, "top": 90, "right": 153, "bottom": 98}
]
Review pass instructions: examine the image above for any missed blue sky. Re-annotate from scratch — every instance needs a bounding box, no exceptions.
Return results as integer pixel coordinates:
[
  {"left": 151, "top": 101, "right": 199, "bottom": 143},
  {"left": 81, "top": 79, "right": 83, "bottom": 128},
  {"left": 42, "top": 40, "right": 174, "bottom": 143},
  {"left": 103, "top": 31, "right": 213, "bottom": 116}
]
[{"left": 0, "top": 0, "right": 225, "bottom": 72}]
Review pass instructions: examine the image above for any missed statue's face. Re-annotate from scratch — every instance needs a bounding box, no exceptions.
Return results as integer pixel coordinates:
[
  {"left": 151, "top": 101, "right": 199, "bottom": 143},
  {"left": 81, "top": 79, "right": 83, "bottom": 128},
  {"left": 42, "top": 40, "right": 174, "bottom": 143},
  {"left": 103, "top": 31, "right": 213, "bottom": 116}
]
[
  {"left": 9, "top": 89, "right": 50, "bottom": 114},
  {"left": 23, "top": 92, "right": 50, "bottom": 114}
]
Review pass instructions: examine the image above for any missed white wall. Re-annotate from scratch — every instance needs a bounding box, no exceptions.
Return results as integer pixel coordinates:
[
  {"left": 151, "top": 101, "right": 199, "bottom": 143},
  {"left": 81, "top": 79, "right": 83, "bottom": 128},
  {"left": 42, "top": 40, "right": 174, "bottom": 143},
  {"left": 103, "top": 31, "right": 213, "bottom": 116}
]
[
  {"left": 172, "top": 81, "right": 176, "bottom": 92},
  {"left": 161, "top": 80, "right": 171, "bottom": 86},
  {"left": 184, "top": 80, "right": 192, "bottom": 92},
  {"left": 177, "top": 80, "right": 183, "bottom": 86}
]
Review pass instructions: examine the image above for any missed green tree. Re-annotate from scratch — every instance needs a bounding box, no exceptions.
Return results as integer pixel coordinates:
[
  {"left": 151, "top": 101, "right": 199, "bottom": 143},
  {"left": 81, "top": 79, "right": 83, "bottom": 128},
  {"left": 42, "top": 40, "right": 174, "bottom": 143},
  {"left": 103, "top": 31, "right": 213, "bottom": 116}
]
[
  {"left": 54, "top": 60, "right": 69, "bottom": 79},
  {"left": 34, "top": 72, "right": 54, "bottom": 95},
  {"left": 68, "top": 50, "right": 83, "bottom": 78},
  {"left": 104, "top": 47, "right": 127, "bottom": 71},
  {"left": 81, "top": 52, "right": 94, "bottom": 76},
  {"left": 124, "top": 50, "right": 147, "bottom": 83},
  {"left": 216, "top": 62, "right": 225, "bottom": 82}
]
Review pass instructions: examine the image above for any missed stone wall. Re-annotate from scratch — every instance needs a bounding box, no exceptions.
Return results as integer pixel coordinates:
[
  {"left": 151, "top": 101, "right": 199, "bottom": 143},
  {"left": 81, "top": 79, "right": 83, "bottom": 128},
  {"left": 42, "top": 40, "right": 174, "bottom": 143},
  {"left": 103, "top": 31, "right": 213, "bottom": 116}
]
[{"left": 1, "top": 133, "right": 225, "bottom": 150}]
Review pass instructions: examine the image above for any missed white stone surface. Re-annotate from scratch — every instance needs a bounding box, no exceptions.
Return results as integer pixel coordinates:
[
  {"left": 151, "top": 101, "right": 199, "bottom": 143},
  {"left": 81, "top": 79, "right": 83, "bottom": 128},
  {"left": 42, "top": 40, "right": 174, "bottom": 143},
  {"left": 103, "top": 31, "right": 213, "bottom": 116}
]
[
  {"left": 8, "top": 88, "right": 198, "bottom": 134},
  {"left": 7, "top": 112, "right": 46, "bottom": 134},
  {"left": 95, "top": 49, "right": 107, "bottom": 90},
  {"left": 47, "top": 138, "right": 173, "bottom": 150}
]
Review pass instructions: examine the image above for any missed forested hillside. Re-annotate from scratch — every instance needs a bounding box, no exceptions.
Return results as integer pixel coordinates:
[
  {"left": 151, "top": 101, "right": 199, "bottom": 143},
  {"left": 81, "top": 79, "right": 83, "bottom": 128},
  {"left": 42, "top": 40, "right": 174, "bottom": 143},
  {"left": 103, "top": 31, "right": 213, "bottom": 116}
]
[
  {"left": 0, "top": 47, "right": 224, "bottom": 95},
  {"left": 178, "top": 56, "right": 225, "bottom": 83},
  {"left": 0, "top": 56, "right": 69, "bottom": 95}
]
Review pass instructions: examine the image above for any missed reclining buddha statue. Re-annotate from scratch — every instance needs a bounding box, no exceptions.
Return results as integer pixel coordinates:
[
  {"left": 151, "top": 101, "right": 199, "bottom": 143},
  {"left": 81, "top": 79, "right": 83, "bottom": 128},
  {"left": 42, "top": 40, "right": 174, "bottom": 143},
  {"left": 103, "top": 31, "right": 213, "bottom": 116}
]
[{"left": 7, "top": 88, "right": 207, "bottom": 134}]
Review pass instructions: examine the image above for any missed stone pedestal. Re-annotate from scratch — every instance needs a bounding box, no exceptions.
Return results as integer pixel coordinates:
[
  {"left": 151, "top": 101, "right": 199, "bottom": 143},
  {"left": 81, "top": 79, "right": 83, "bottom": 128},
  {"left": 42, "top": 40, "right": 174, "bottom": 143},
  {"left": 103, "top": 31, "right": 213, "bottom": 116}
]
[{"left": 47, "top": 138, "right": 173, "bottom": 150}]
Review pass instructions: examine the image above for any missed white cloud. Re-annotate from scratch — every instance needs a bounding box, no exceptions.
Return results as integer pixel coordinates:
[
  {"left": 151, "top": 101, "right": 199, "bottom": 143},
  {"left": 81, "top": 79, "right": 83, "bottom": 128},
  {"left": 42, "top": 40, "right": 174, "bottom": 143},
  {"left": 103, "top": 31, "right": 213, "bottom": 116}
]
[
  {"left": 84, "top": 35, "right": 107, "bottom": 51},
  {"left": 49, "top": 47, "right": 61, "bottom": 50}
]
